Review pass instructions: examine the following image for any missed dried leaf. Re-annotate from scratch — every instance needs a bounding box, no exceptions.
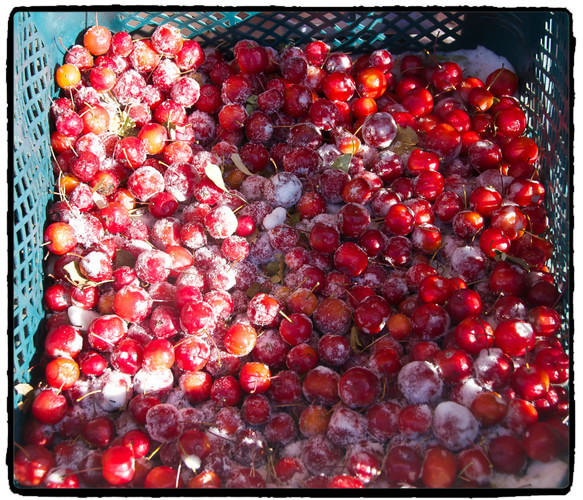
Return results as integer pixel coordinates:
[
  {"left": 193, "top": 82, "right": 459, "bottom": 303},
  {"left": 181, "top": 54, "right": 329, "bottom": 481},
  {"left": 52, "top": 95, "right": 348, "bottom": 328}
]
[
  {"left": 114, "top": 249, "right": 137, "bottom": 269},
  {"left": 109, "top": 107, "right": 137, "bottom": 137},
  {"left": 246, "top": 227, "right": 260, "bottom": 245},
  {"left": 63, "top": 261, "right": 92, "bottom": 288},
  {"left": 271, "top": 275, "right": 281, "bottom": 284},
  {"left": 349, "top": 325, "right": 365, "bottom": 353},
  {"left": 92, "top": 191, "right": 108, "bottom": 209},
  {"left": 14, "top": 383, "right": 34, "bottom": 396},
  {"left": 204, "top": 162, "right": 228, "bottom": 193},
  {"left": 397, "top": 125, "right": 419, "bottom": 145},
  {"left": 231, "top": 153, "right": 254, "bottom": 176},
  {"left": 331, "top": 153, "right": 353, "bottom": 173},
  {"left": 389, "top": 125, "right": 419, "bottom": 155},
  {"left": 492, "top": 249, "right": 531, "bottom": 272}
]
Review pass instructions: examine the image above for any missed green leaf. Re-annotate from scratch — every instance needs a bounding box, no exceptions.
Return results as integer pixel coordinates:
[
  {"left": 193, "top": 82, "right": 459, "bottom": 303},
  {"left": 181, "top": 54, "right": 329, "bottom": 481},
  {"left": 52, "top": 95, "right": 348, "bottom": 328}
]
[
  {"left": 286, "top": 211, "right": 301, "bottom": 227},
  {"left": 246, "top": 282, "right": 262, "bottom": 299},
  {"left": 331, "top": 153, "right": 353, "bottom": 173},
  {"left": 245, "top": 94, "right": 259, "bottom": 115}
]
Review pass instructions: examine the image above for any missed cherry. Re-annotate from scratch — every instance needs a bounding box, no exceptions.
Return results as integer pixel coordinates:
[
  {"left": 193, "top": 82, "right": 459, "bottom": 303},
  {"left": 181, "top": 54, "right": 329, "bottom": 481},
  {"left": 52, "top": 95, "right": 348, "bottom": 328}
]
[
  {"left": 144, "top": 466, "right": 183, "bottom": 488},
  {"left": 494, "top": 319, "right": 535, "bottom": 357},
  {"left": 397, "top": 360, "right": 443, "bottom": 405},
  {"left": 333, "top": 242, "right": 368, "bottom": 277},
  {"left": 14, "top": 444, "right": 55, "bottom": 486},
  {"left": 433, "top": 347, "right": 473, "bottom": 385},
  {"left": 239, "top": 362, "right": 271, "bottom": 394},
  {"left": 454, "top": 316, "right": 494, "bottom": 355},
  {"left": 446, "top": 288, "right": 482, "bottom": 323},
  {"left": 457, "top": 447, "right": 492, "bottom": 486},
  {"left": 82, "top": 415, "right": 115, "bottom": 449},
  {"left": 471, "top": 391, "right": 508, "bottom": 426},
  {"left": 431, "top": 61, "right": 463, "bottom": 92},
  {"left": 421, "top": 446, "right": 458, "bottom": 488},
  {"left": 469, "top": 185, "right": 503, "bottom": 216},
  {"left": 179, "top": 371, "right": 212, "bottom": 404},
  {"left": 102, "top": 445, "right": 135, "bottom": 485},
  {"left": 279, "top": 313, "right": 313, "bottom": 346},
  {"left": 474, "top": 347, "right": 514, "bottom": 391},
  {"left": 83, "top": 25, "right": 112, "bottom": 56},
  {"left": 223, "top": 323, "right": 257, "bottom": 356},
  {"left": 523, "top": 422, "right": 562, "bottom": 463},
  {"left": 353, "top": 294, "right": 391, "bottom": 335},
  {"left": 31, "top": 390, "right": 68, "bottom": 425},
  {"left": 384, "top": 203, "right": 415, "bottom": 235},
  {"left": 486, "top": 67, "right": 519, "bottom": 97},
  {"left": 410, "top": 303, "right": 450, "bottom": 340},
  {"left": 385, "top": 444, "right": 422, "bottom": 485},
  {"left": 479, "top": 227, "right": 511, "bottom": 258},
  {"left": 511, "top": 364, "right": 550, "bottom": 401}
]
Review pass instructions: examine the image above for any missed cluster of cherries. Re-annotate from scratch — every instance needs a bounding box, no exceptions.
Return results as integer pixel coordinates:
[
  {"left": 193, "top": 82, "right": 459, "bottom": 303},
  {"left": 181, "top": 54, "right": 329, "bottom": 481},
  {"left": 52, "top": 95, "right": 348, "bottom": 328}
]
[{"left": 15, "top": 20, "right": 569, "bottom": 490}]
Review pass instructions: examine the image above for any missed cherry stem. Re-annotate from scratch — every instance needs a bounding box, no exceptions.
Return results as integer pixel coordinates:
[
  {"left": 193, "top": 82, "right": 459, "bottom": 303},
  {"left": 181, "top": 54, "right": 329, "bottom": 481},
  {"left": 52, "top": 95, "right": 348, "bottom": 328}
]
[
  {"left": 76, "top": 389, "right": 102, "bottom": 402},
  {"left": 279, "top": 310, "right": 293, "bottom": 323}
]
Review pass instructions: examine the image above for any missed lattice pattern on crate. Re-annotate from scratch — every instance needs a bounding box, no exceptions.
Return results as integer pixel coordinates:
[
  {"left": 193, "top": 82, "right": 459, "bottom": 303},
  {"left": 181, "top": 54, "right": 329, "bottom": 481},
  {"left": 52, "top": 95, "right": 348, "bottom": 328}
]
[
  {"left": 116, "top": 11, "right": 466, "bottom": 54},
  {"left": 520, "top": 13, "right": 570, "bottom": 289},
  {"left": 524, "top": 13, "right": 571, "bottom": 347},
  {"left": 13, "top": 11, "right": 54, "bottom": 397}
]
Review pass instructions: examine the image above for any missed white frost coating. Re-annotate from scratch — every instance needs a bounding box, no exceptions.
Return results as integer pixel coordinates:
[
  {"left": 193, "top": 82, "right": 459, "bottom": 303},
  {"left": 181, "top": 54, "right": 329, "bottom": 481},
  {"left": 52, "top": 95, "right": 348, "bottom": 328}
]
[
  {"left": 432, "top": 401, "right": 480, "bottom": 451},
  {"left": 240, "top": 175, "right": 268, "bottom": 202},
  {"left": 262, "top": 206, "right": 288, "bottom": 230},
  {"left": 135, "top": 211, "right": 157, "bottom": 230},
  {"left": 264, "top": 172, "right": 303, "bottom": 208},
  {"left": 318, "top": 143, "right": 342, "bottom": 167},
  {"left": 439, "top": 46, "right": 516, "bottom": 90},
  {"left": 80, "top": 251, "right": 108, "bottom": 278},
  {"left": 67, "top": 306, "right": 100, "bottom": 332},
  {"left": 452, "top": 377, "right": 484, "bottom": 408},
  {"left": 490, "top": 459, "right": 568, "bottom": 489},
  {"left": 397, "top": 361, "right": 443, "bottom": 405},
  {"left": 132, "top": 367, "right": 174, "bottom": 394},
  {"left": 450, "top": 245, "right": 486, "bottom": 281},
  {"left": 327, "top": 406, "right": 367, "bottom": 446},
  {"left": 98, "top": 371, "right": 132, "bottom": 411}
]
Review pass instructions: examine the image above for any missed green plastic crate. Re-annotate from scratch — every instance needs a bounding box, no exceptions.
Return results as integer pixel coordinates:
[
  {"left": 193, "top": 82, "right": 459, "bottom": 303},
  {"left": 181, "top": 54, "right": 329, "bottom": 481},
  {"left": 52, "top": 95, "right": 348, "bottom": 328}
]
[{"left": 9, "top": 7, "right": 573, "bottom": 491}]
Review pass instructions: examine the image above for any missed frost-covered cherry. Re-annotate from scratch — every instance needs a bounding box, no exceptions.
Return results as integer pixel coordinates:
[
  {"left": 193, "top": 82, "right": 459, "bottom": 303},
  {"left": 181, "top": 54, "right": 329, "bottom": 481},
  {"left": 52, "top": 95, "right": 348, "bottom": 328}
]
[
  {"left": 432, "top": 401, "right": 480, "bottom": 451},
  {"left": 247, "top": 293, "right": 281, "bottom": 327},
  {"left": 127, "top": 166, "right": 165, "bottom": 202},
  {"left": 87, "top": 314, "right": 127, "bottom": 352},
  {"left": 79, "top": 250, "right": 112, "bottom": 283},
  {"left": 361, "top": 112, "right": 398, "bottom": 148},
  {"left": 326, "top": 405, "right": 367, "bottom": 446},
  {"left": 170, "top": 76, "right": 200, "bottom": 107},
  {"left": 397, "top": 360, "right": 443, "bottom": 405},
  {"left": 263, "top": 172, "right": 303, "bottom": 208},
  {"left": 338, "top": 367, "right": 381, "bottom": 408},
  {"left": 145, "top": 404, "right": 184, "bottom": 443},
  {"left": 180, "top": 301, "right": 216, "bottom": 336},
  {"left": 135, "top": 250, "right": 172, "bottom": 284},
  {"left": 204, "top": 205, "right": 238, "bottom": 240}
]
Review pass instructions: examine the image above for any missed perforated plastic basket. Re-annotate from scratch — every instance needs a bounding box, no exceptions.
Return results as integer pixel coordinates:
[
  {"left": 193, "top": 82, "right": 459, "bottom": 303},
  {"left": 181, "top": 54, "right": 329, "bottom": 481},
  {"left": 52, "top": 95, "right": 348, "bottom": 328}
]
[{"left": 9, "top": 7, "right": 573, "bottom": 490}]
